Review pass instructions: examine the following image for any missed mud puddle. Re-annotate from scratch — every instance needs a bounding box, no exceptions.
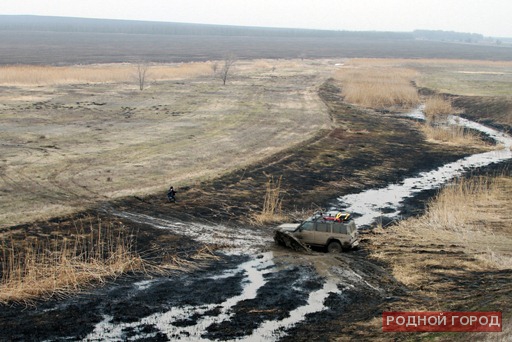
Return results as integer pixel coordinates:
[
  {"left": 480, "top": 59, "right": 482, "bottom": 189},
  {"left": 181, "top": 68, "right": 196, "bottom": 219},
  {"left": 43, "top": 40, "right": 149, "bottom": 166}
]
[
  {"left": 109, "top": 210, "right": 272, "bottom": 253},
  {"left": 0, "top": 249, "right": 387, "bottom": 341},
  {"left": 83, "top": 252, "right": 346, "bottom": 342}
]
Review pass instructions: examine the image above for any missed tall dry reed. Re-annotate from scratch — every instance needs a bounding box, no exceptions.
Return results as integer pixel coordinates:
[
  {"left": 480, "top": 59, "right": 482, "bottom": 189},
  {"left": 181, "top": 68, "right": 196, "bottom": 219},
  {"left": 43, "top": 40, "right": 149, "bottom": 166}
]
[
  {"left": 405, "top": 175, "right": 512, "bottom": 268},
  {"left": 421, "top": 96, "right": 485, "bottom": 145},
  {"left": 0, "top": 218, "right": 143, "bottom": 305},
  {"left": 421, "top": 124, "right": 482, "bottom": 145},
  {"left": 252, "top": 175, "right": 286, "bottom": 224},
  {"left": 423, "top": 95, "right": 457, "bottom": 122},
  {"left": 335, "top": 66, "right": 419, "bottom": 109}
]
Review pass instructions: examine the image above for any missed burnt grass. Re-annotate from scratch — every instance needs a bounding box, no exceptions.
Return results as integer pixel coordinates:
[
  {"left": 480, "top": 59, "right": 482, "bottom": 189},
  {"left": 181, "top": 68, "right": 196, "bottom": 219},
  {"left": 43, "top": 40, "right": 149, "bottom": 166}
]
[
  {"left": 115, "top": 79, "right": 486, "bottom": 226},
  {"left": 1, "top": 78, "right": 510, "bottom": 341},
  {"left": 453, "top": 95, "right": 512, "bottom": 134}
]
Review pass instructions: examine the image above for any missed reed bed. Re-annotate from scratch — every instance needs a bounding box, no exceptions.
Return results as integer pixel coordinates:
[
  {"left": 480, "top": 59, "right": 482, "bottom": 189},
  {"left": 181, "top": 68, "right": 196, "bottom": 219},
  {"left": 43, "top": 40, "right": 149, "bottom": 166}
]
[
  {"left": 0, "top": 218, "right": 142, "bottom": 305},
  {"left": 398, "top": 175, "right": 512, "bottom": 269},
  {"left": 421, "top": 96, "right": 485, "bottom": 145},
  {"left": 0, "top": 62, "right": 212, "bottom": 86},
  {"left": 335, "top": 65, "right": 419, "bottom": 109},
  {"left": 421, "top": 124, "right": 482, "bottom": 145}
]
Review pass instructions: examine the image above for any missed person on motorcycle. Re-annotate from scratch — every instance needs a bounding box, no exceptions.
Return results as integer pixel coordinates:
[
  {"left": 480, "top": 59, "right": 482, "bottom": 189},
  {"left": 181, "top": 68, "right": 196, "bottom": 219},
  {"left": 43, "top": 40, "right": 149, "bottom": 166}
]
[{"left": 167, "top": 186, "right": 176, "bottom": 202}]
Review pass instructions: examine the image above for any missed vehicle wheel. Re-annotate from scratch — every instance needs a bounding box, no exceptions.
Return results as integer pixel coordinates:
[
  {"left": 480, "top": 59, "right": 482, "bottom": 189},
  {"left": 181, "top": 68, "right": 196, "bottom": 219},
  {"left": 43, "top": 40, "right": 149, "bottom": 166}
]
[{"left": 327, "top": 241, "right": 342, "bottom": 253}]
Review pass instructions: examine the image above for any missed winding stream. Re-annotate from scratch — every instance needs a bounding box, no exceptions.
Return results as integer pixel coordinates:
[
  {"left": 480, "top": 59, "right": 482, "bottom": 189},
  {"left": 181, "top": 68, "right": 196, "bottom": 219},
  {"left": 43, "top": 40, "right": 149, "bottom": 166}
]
[
  {"left": 86, "top": 108, "right": 511, "bottom": 341},
  {"left": 336, "top": 108, "right": 512, "bottom": 227}
]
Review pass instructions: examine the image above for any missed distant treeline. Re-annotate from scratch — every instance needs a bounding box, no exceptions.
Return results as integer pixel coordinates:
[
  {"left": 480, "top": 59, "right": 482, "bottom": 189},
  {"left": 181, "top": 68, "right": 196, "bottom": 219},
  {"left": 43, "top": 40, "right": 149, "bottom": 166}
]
[
  {"left": 0, "top": 15, "right": 412, "bottom": 39},
  {"left": 413, "top": 30, "right": 484, "bottom": 43}
]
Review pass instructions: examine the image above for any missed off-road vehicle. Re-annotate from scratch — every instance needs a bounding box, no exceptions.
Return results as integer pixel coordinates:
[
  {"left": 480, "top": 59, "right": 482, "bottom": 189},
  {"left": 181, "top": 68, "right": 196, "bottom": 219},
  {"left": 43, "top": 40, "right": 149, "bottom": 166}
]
[{"left": 274, "top": 210, "right": 359, "bottom": 253}]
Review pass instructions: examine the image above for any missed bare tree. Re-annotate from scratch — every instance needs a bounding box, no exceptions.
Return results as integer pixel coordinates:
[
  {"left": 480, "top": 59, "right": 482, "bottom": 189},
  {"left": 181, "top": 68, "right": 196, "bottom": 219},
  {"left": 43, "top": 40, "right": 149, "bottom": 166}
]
[
  {"left": 219, "top": 54, "right": 236, "bottom": 85},
  {"left": 135, "top": 62, "right": 150, "bottom": 91}
]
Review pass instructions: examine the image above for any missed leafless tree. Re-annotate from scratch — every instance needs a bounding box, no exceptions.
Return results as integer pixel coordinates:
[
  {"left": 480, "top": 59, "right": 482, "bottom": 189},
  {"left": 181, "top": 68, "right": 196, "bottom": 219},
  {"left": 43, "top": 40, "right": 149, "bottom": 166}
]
[
  {"left": 219, "top": 54, "right": 236, "bottom": 85},
  {"left": 135, "top": 62, "right": 150, "bottom": 91}
]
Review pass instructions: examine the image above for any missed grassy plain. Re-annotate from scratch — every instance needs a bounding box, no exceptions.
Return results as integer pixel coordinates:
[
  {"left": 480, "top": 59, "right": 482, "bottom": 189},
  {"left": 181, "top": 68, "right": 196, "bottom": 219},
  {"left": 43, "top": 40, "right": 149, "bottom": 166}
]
[
  {"left": 0, "top": 59, "right": 333, "bottom": 228},
  {"left": 342, "top": 58, "right": 512, "bottom": 96}
]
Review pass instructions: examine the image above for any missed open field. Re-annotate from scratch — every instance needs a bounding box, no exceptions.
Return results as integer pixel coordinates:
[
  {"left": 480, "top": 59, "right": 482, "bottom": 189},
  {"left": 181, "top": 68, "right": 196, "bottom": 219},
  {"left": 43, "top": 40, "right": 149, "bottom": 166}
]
[
  {"left": 336, "top": 58, "right": 512, "bottom": 96},
  {"left": 5, "top": 57, "right": 502, "bottom": 229},
  {"left": 2, "top": 30, "right": 512, "bottom": 66},
  {"left": 0, "top": 53, "right": 511, "bottom": 340},
  {"left": 0, "top": 59, "right": 335, "bottom": 228}
]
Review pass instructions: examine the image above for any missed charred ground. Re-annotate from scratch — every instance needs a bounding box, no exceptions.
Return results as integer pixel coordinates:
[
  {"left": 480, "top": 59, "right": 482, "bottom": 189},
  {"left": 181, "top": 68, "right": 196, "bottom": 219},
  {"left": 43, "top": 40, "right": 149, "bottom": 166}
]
[
  {"left": 114, "top": 80, "right": 485, "bottom": 225},
  {"left": 1, "top": 79, "right": 510, "bottom": 341}
]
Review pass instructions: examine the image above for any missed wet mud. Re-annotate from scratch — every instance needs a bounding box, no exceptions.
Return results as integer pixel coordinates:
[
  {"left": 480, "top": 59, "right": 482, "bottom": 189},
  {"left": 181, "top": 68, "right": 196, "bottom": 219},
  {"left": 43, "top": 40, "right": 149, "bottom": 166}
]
[{"left": 1, "top": 79, "right": 510, "bottom": 341}]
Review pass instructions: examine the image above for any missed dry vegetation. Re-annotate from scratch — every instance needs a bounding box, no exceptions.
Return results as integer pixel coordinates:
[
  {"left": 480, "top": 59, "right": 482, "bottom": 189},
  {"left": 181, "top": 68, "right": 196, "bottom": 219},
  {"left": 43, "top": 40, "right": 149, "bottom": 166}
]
[
  {"left": 334, "top": 63, "right": 419, "bottom": 109},
  {"left": 334, "top": 59, "right": 494, "bottom": 147},
  {"left": 420, "top": 124, "right": 483, "bottom": 146},
  {"left": 368, "top": 174, "right": 512, "bottom": 340},
  {"left": 0, "top": 62, "right": 213, "bottom": 85},
  {"left": 395, "top": 175, "right": 512, "bottom": 269},
  {"left": 0, "top": 218, "right": 143, "bottom": 305},
  {"left": 0, "top": 59, "right": 333, "bottom": 228},
  {"left": 421, "top": 95, "right": 484, "bottom": 145},
  {"left": 343, "top": 58, "right": 512, "bottom": 96},
  {"left": 0, "top": 216, "right": 219, "bottom": 305},
  {"left": 423, "top": 95, "right": 458, "bottom": 121},
  {"left": 252, "top": 175, "right": 286, "bottom": 225}
]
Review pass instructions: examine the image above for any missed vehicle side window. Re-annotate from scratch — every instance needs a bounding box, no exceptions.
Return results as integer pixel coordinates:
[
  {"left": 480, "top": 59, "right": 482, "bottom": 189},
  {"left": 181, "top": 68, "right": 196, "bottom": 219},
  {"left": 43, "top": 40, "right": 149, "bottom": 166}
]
[
  {"left": 300, "top": 221, "right": 315, "bottom": 231},
  {"left": 316, "top": 222, "right": 329, "bottom": 232},
  {"left": 333, "top": 224, "right": 347, "bottom": 234},
  {"left": 332, "top": 224, "right": 341, "bottom": 233}
]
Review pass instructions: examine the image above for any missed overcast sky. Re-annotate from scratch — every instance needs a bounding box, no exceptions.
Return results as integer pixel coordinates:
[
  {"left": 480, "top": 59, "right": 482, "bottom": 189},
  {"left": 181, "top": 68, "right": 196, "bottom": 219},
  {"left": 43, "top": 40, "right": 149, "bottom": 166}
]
[{"left": 2, "top": 0, "right": 511, "bottom": 37}]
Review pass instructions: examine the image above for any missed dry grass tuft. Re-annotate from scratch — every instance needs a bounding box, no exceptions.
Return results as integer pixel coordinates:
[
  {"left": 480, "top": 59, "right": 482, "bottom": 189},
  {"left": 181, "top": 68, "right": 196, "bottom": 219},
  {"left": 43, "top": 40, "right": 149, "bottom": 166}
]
[
  {"left": 420, "top": 123, "right": 483, "bottom": 146},
  {"left": 421, "top": 96, "right": 487, "bottom": 146},
  {"left": 252, "top": 175, "right": 287, "bottom": 225},
  {"left": 334, "top": 65, "right": 419, "bottom": 109},
  {"left": 423, "top": 95, "right": 458, "bottom": 122}
]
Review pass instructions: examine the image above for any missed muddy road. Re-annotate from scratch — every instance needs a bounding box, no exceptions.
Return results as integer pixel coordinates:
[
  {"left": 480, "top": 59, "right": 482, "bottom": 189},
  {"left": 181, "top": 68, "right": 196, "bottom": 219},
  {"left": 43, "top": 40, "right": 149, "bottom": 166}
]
[{"left": 1, "top": 80, "right": 511, "bottom": 341}]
